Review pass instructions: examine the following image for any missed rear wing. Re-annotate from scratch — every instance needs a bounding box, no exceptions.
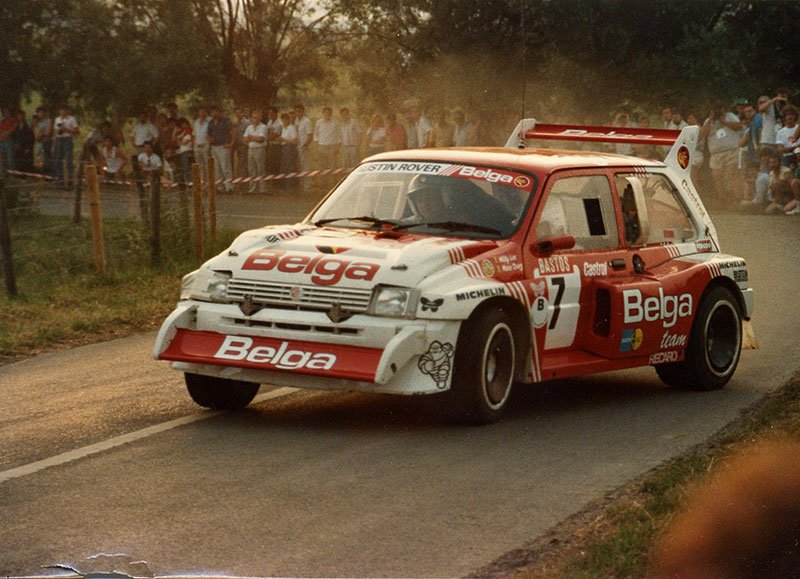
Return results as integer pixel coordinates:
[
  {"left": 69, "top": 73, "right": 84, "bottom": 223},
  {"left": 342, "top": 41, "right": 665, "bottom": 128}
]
[{"left": 505, "top": 118, "right": 699, "bottom": 177}]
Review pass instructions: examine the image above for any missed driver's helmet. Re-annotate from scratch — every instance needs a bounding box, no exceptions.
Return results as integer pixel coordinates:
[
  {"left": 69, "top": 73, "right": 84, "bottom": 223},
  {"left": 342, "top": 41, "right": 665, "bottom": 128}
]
[
  {"left": 407, "top": 174, "right": 448, "bottom": 201},
  {"left": 407, "top": 174, "right": 449, "bottom": 219}
]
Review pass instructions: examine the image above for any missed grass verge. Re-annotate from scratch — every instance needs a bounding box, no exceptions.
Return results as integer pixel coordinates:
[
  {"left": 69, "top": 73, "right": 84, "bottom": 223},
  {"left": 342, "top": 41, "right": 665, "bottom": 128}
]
[
  {"left": 0, "top": 211, "right": 235, "bottom": 364},
  {"left": 484, "top": 373, "right": 800, "bottom": 578}
]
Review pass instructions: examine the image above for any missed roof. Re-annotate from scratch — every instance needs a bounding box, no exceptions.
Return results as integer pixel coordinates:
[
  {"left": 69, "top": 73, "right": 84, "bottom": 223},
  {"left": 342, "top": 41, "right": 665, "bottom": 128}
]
[{"left": 364, "top": 147, "right": 664, "bottom": 174}]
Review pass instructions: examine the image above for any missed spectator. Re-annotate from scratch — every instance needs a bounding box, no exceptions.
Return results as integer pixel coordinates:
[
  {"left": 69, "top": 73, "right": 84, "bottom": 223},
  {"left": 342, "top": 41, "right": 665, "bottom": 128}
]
[
  {"left": 364, "top": 114, "right": 387, "bottom": 155},
  {"left": 233, "top": 106, "right": 251, "bottom": 185},
  {"left": 427, "top": 109, "right": 454, "bottom": 148},
  {"left": 138, "top": 140, "right": 162, "bottom": 175},
  {"left": 404, "top": 99, "right": 431, "bottom": 148},
  {"left": 165, "top": 102, "right": 178, "bottom": 123},
  {"left": 137, "top": 140, "right": 162, "bottom": 201},
  {"left": 660, "top": 106, "right": 676, "bottom": 129},
  {"left": 339, "top": 107, "right": 362, "bottom": 167},
  {"left": 244, "top": 109, "right": 268, "bottom": 193},
  {"left": 265, "top": 106, "right": 282, "bottom": 181},
  {"left": 33, "top": 106, "right": 53, "bottom": 175},
  {"left": 733, "top": 96, "right": 750, "bottom": 119},
  {"left": 0, "top": 107, "right": 17, "bottom": 172},
  {"left": 14, "top": 110, "right": 35, "bottom": 173},
  {"left": 208, "top": 105, "right": 234, "bottom": 193},
  {"left": 130, "top": 111, "right": 159, "bottom": 194},
  {"left": 776, "top": 105, "right": 799, "bottom": 166},
  {"left": 453, "top": 108, "right": 476, "bottom": 147},
  {"left": 279, "top": 112, "right": 298, "bottom": 190},
  {"left": 758, "top": 88, "right": 789, "bottom": 151},
  {"left": 763, "top": 148, "right": 793, "bottom": 214},
  {"left": 193, "top": 107, "right": 211, "bottom": 184},
  {"left": 670, "top": 110, "right": 688, "bottom": 129},
  {"left": 385, "top": 112, "right": 407, "bottom": 151},
  {"left": 157, "top": 113, "right": 176, "bottom": 158},
  {"left": 739, "top": 102, "right": 763, "bottom": 208},
  {"left": 130, "top": 111, "right": 159, "bottom": 154},
  {"left": 314, "top": 106, "right": 340, "bottom": 169},
  {"left": 700, "top": 101, "right": 743, "bottom": 206},
  {"left": 174, "top": 117, "right": 193, "bottom": 186},
  {"left": 155, "top": 112, "right": 171, "bottom": 156},
  {"left": 100, "top": 135, "right": 127, "bottom": 180},
  {"left": 293, "top": 103, "right": 313, "bottom": 192},
  {"left": 785, "top": 150, "right": 800, "bottom": 215},
  {"left": 633, "top": 114, "right": 658, "bottom": 160},
  {"left": 612, "top": 110, "right": 636, "bottom": 155},
  {"left": 53, "top": 104, "right": 79, "bottom": 187}
]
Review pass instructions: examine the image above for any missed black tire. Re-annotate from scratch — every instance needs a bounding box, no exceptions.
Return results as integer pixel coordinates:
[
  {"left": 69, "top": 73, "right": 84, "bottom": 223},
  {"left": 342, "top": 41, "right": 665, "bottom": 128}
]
[
  {"left": 451, "top": 308, "right": 517, "bottom": 424},
  {"left": 185, "top": 373, "right": 260, "bottom": 410},
  {"left": 655, "top": 285, "right": 742, "bottom": 390}
]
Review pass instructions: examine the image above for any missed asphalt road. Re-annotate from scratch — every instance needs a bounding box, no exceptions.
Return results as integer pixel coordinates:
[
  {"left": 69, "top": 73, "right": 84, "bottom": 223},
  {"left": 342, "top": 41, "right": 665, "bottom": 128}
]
[{"left": 1, "top": 212, "right": 798, "bottom": 577}]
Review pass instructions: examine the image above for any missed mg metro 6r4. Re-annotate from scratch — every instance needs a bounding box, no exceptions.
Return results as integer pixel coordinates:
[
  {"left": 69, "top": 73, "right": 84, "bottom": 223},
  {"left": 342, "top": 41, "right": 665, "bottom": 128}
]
[{"left": 154, "top": 120, "right": 755, "bottom": 423}]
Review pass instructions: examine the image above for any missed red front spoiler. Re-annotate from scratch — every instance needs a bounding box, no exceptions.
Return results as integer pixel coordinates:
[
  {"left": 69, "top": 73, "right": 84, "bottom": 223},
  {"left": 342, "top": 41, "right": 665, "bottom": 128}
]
[{"left": 160, "top": 329, "right": 383, "bottom": 382}]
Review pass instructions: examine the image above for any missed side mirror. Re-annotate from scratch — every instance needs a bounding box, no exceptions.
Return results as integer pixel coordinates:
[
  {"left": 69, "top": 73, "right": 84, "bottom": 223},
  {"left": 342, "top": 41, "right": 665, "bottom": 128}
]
[{"left": 532, "top": 234, "right": 576, "bottom": 254}]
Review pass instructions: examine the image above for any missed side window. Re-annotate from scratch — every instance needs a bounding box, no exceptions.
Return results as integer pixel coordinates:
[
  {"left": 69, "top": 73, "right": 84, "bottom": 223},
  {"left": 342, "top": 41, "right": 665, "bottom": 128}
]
[
  {"left": 615, "top": 173, "right": 697, "bottom": 245},
  {"left": 536, "top": 175, "right": 619, "bottom": 250}
]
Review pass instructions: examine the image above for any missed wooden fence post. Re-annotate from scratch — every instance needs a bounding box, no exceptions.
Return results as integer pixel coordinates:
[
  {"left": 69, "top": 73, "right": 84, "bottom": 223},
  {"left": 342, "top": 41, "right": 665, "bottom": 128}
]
[
  {"left": 0, "top": 178, "right": 18, "bottom": 297},
  {"left": 206, "top": 156, "right": 217, "bottom": 246},
  {"left": 85, "top": 165, "right": 106, "bottom": 274},
  {"left": 192, "top": 163, "right": 204, "bottom": 259}
]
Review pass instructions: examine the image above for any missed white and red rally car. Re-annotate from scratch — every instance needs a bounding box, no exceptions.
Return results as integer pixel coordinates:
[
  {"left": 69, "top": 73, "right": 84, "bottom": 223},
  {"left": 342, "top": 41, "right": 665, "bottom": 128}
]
[{"left": 153, "top": 120, "right": 755, "bottom": 423}]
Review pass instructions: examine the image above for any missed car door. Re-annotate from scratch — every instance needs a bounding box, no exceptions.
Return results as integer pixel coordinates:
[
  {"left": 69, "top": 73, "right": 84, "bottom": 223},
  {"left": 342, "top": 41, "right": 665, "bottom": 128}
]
[{"left": 524, "top": 171, "right": 630, "bottom": 362}]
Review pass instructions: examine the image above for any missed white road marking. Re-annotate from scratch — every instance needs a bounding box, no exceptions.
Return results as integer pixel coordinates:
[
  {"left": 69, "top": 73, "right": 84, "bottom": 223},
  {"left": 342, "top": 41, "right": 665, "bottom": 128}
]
[{"left": 0, "top": 387, "right": 297, "bottom": 485}]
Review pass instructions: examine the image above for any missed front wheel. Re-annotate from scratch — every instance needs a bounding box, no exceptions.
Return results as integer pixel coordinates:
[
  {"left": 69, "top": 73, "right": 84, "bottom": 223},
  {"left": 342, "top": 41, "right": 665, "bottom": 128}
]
[
  {"left": 185, "top": 373, "right": 260, "bottom": 410},
  {"left": 656, "top": 286, "right": 742, "bottom": 390},
  {"left": 451, "top": 308, "right": 517, "bottom": 424}
]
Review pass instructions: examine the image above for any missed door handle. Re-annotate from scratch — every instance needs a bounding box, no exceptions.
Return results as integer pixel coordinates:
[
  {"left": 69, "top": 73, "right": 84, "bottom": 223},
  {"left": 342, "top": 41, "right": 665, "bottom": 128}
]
[{"left": 610, "top": 258, "right": 626, "bottom": 270}]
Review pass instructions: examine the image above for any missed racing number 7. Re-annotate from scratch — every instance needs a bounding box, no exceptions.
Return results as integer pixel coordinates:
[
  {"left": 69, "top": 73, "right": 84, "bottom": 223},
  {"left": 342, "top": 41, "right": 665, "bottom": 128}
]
[{"left": 548, "top": 276, "right": 565, "bottom": 330}]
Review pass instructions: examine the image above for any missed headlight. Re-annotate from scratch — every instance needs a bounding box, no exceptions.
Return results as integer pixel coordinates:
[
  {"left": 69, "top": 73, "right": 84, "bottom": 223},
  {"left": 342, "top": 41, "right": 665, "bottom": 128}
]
[
  {"left": 368, "top": 286, "right": 419, "bottom": 318},
  {"left": 180, "top": 269, "right": 231, "bottom": 303}
]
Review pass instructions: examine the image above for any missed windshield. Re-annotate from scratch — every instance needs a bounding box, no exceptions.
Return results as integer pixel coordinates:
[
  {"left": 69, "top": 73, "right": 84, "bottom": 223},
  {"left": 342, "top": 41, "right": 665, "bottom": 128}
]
[{"left": 309, "top": 161, "right": 537, "bottom": 239}]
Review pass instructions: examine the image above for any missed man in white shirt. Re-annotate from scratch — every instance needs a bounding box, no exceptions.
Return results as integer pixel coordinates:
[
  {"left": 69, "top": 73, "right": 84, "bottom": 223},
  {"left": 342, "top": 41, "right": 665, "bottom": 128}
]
[
  {"left": 339, "top": 107, "right": 362, "bottom": 167},
  {"left": 193, "top": 107, "right": 211, "bottom": 183},
  {"left": 53, "top": 104, "right": 80, "bottom": 187},
  {"left": 776, "top": 105, "right": 799, "bottom": 166},
  {"left": 403, "top": 99, "right": 431, "bottom": 149},
  {"left": 293, "top": 103, "right": 313, "bottom": 192},
  {"left": 130, "top": 111, "right": 159, "bottom": 194},
  {"left": 759, "top": 88, "right": 788, "bottom": 149},
  {"left": 280, "top": 112, "right": 298, "bottom": 191},
  {"left": 453, "top": 109, "right": 476, "bottom": 147},
  {"left": 244, "top": 109, "right": 268, "bottom": 193},
  {"left": 314, "top": 107, "right": 341, "bottom": 169}
]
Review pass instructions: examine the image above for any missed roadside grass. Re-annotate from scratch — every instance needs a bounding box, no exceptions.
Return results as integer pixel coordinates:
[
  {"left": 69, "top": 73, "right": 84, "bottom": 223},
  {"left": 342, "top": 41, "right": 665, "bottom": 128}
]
[
  {"left": 509, "top": 374, "right": 800, "bottom": 578},
  {"left": 0, "top": 211, "right": 236, "bottom": 363}
]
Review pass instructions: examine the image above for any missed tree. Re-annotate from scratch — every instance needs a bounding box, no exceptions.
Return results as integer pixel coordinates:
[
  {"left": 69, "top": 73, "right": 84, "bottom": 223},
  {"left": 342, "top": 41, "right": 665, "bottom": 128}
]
[{"left": 191, "top": 0, "right": 348, "bottom": 107}]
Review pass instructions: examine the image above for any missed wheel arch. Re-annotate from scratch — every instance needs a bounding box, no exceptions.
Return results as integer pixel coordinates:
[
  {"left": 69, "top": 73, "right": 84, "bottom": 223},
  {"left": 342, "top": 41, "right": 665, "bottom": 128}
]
[
  {"left": 461, "top": 296, "right": 532, "bottom": 382},
  {"left": 700, "top": 275, "right": 745, "bottom": 318}
]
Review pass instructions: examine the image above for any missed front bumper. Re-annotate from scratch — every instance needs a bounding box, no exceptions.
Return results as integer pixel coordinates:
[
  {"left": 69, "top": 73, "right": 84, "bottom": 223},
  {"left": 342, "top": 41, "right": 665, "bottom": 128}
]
[{"left": 153, "top": 301, "right": 461, "bottom": 395}]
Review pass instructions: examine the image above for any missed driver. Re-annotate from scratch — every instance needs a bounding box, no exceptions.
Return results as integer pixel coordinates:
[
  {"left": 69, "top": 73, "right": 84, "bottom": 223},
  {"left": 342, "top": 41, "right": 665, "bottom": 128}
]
[{"left": 407, "top": 174, "right": 473, "bottom": 223}]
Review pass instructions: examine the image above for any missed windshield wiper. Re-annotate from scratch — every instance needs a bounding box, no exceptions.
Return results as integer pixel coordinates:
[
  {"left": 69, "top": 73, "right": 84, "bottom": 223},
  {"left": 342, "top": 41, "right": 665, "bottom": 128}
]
[
  {"left": 313, "top": 215, "right": 400, "bottom": 228},
  {"left": 393, "top": 221, "right": 501, "bottom": 235}
]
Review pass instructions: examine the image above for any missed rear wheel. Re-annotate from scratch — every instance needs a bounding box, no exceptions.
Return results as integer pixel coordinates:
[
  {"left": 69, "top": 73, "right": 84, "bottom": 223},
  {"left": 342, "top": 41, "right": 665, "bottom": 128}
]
[
  {"left": 452, "top": 308, "right": 517, "bottom": 424},
  {"left": 185, "top": 373, "right": 260, "bottom": 410},
  {"left": 656, "top": 286, "right": 742, "bottom": 390}
]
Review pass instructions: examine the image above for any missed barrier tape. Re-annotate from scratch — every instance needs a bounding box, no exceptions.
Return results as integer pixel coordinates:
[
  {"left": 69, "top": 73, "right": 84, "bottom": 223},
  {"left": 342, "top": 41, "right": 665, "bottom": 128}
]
[{"left": 6, "top": 166, "right": 354, "bottom": 189}]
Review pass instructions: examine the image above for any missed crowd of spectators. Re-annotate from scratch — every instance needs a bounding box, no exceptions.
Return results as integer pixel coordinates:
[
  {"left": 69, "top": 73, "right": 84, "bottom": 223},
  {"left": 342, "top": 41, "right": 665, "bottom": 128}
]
[
  {"left": 608, "top": 88, "right": 800, "bottom": 215},
  {"left": 1, "top": 90, "right": 798, "bottom": 216}
]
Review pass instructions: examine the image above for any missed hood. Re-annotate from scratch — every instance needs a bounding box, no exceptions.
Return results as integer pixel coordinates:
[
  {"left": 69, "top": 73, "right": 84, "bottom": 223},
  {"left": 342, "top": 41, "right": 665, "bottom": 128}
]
[{"left": 205, "top": 225, "right": 499, "bottom": 288}]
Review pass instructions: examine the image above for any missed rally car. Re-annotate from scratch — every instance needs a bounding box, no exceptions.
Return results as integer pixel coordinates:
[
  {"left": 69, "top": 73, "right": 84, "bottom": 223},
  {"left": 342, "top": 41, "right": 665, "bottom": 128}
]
[{"left": 153, "top": 120, "right": 755, "bottom": 423}]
